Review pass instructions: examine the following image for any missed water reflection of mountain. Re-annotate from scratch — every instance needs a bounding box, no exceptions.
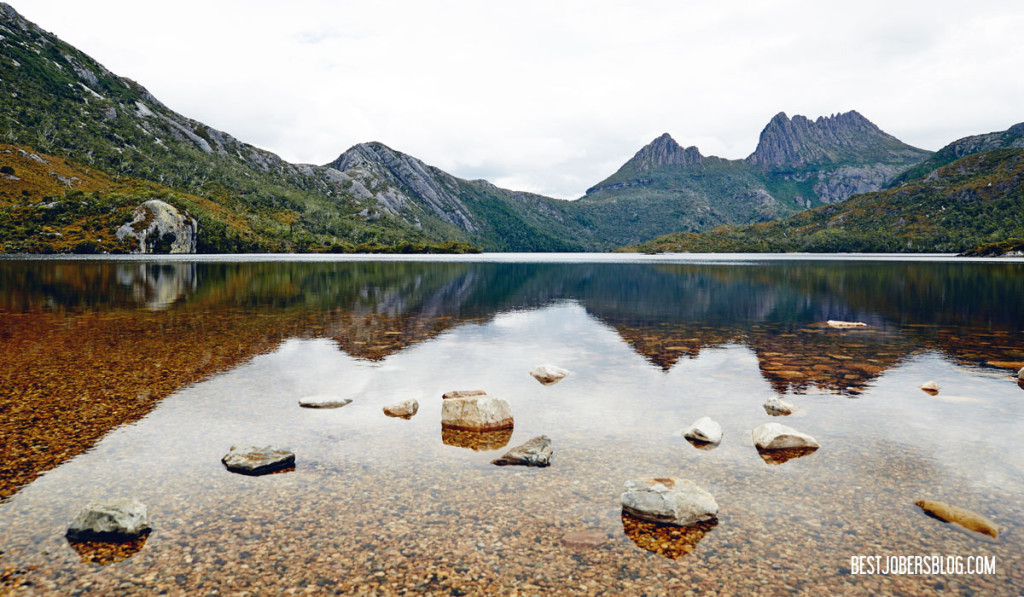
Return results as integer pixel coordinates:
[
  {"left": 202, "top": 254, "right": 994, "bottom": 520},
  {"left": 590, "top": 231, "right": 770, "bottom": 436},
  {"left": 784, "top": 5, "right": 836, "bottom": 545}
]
[{"left": 1, "top": 259, "right": 1022, "bottom": 500}]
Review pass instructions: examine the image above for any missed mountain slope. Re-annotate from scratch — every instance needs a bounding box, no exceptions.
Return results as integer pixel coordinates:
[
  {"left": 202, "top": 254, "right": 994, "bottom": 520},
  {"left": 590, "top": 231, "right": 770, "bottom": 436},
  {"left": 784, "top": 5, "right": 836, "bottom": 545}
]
[
  {"left": 629, "top": 128, "right": 1024, "bottom": 254},
  {"left": 888, "top": 122, "right": 1024, "bottom": 186}
]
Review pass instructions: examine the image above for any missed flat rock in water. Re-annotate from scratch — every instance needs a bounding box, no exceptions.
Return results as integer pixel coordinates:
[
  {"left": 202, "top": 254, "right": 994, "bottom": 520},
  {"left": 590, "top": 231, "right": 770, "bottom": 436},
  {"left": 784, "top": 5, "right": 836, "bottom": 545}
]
[
  {"left": 621, "top": 478, "right": 718, "bottom": 527},
  {"left": 222, "top": 445, "right": 295, "bottom": 476},
  {"left": 919, "top": 381, "right": 940, "bottom": 394},
  {"left": 442, "top": 389, "right": 486, "bottom": 400},
  {"left": 763, "top": 396, "right": 794, "bottom": 416},
  {"left": 383, "top": 399, "right": 419, "bottom": 418},
  {"left": 441, "top": 391, "right": 513, "bottom": 431},
  {"left": 298, "top": 395, "right": 352, "bottom": 409},
  {"left": 915, "top": 499, "right": 1000, "bottom": 538},
  {"left": 530, "top": 364, "right": 570, "bottom": 385},
  {"left": 491, "top": 435, "right": 552, "bottom": 467},
  {"left": 827, "top": 320, "right": 867, "bottom": 328},
  {"left": 66, "top": 499, "right": 150, "bottom": 542},
  {"left": 681, "top": 416, "right": 722, "bottom": 445},
  {"left": 751, "top": 423, "right": 819, "bottom": 451}
]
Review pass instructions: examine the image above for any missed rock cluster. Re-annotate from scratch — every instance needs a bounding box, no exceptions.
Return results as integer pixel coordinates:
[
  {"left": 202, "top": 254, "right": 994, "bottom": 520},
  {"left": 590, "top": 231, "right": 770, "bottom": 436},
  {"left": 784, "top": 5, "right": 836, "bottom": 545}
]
[
  {"left": 491, "top": 435, "right": 552, "bottom": 467},
  {"left": 221, "top": 445, "right": 295, "bottom": 476},
  {"left": 66, "top": 499, "right": 150, "bottom": 542},
  {"left": 620, "top": 478, "right": 718, "bottom": 527}
]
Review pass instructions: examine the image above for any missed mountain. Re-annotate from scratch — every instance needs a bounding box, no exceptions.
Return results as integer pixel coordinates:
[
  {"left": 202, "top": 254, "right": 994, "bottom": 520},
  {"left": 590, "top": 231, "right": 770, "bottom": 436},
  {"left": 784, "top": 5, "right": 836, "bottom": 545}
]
[
  {"left": 629, "top": 122, "right": 1024, "bottom": 254},
  {"left": 581, "top": 112, "right": 932, "bottom": 245}
]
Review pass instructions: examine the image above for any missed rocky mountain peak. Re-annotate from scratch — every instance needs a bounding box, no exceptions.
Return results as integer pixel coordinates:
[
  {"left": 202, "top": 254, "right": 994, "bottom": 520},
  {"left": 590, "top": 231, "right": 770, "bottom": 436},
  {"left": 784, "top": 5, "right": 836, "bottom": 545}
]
[
  {"left": 630, "top": 133, "right": 704, "bottom": 171},
  {"left": 746, "top": 110, "right": 913, "bottom": 170}
]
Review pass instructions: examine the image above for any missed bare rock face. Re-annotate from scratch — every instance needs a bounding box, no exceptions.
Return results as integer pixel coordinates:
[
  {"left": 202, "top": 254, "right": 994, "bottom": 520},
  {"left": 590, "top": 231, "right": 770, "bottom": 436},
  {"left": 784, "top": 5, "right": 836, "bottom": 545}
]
[
  {"left": 115, "top": 200, "right": 197, "bottom": 254},
  {"left": 383, "top": 399, "right": 419, "bottom": 418},
  {"left": 530, "top": 364, "right": 570, "bottom": 385},
  {"left": 66, "top": 499, "right": 150, "bottom": 542},
  {"left": 491, "top": 435, "right": 552, "bottom": 467},
  {"left": 681, "top": 417, "right": 722, "bottom": 445},
  {"left": 221, "top": 445, "right": 295, "bottom": 476},
  {"left": 441, "top": 391, "right": 513, "bottom": 431},
  {"left": 620, "top": 478, "right": 719, "bottom": 527},
  {"left": 751, "top": 423, "right": 819, "bottom": 451}
]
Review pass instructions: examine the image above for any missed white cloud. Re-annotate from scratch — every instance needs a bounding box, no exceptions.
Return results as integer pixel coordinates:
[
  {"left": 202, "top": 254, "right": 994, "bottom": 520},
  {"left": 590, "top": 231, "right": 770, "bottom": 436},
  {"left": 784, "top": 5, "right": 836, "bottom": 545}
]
[{"left": 15, "top": 0, "right": 1024, "bottom": 198}]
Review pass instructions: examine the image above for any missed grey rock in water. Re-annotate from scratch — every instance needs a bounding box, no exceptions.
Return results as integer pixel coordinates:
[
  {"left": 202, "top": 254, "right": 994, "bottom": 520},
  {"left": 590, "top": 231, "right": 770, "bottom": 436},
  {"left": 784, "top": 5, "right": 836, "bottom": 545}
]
[
  {"left": 491, "top": 435, "right": 553, "bottom": 467},
  {"left": 222, "top": 445, "right": 295, "bottom": 476},
  {"left": 383, "top": 399, "right": 419, "bottom": 418},
  {"left": 299, "top": 396, "right": 353, "bottom": 409},
  {"left": 763, "top": 396, "right": 794, "bottom": 416},
  {"left": 621, "top": 478, "right": 719, "bottom": 527},
  {"left": 681, "top": 417, "right": 722, "bottom": 445},
  {"left": 115, "top": 199, "right": 197, "bottom": 254},
  {"left": 530, "top": 364, "right": 570, "bottom": 385},
  {"left": 66, "top": 499, "right": 150, "bottom": 542},
  {"left": 751, "top": 423, "right": 819, "bottom": 450},
  {"left": 441, "top": 391, "right": 513, "bottom": 431}
]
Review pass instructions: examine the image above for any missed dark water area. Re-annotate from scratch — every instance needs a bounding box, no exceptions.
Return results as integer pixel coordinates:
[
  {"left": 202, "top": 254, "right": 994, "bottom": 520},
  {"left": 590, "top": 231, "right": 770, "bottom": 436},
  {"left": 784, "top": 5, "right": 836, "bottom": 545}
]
[{"left": 0, "top": 255, "right": 1022, "bottom": 595}]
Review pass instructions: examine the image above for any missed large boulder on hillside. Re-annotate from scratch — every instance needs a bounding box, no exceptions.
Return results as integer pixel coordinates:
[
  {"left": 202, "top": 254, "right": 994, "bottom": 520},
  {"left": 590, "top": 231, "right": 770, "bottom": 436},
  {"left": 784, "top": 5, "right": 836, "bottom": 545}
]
[{"left": 116, "top": 199, "right": 197, "bottom": 254}]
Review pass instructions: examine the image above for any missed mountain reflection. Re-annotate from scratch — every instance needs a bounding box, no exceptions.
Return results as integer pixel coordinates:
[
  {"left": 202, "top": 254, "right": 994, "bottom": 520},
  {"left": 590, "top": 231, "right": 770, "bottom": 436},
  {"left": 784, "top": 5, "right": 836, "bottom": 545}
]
[{"left": 1, "top": 258, "right": 1022, "bottom": 500}]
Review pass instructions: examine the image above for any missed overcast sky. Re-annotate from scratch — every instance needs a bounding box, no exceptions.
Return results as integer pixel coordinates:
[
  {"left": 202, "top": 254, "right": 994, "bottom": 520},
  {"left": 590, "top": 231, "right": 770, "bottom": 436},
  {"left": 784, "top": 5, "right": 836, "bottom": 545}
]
[{"left": 15, "top": 0, "right": 1024, "bottom": 198}]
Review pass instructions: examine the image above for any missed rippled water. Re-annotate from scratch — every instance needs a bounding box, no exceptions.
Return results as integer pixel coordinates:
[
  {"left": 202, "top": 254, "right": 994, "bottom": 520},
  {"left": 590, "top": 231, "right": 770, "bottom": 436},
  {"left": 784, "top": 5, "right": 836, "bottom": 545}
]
[{"left": 0, "top": 255, "right": 1022, "bottom": 595}]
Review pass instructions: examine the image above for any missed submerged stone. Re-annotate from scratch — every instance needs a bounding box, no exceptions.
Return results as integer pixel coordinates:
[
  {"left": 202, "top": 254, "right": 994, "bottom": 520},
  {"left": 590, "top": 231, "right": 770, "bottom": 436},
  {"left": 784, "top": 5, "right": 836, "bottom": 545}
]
[
  {"left": 441, "top": 427, "right": 513, "bottom": 451},
  {"left": 621, "top": 511, "right": 717, "bottom": 559},
  {"left": 915, "top": 499, "right": 1000, "bottom": 538},
  {"left": 491, "top": 435, "right": 552, "bottom": 467},
  {"left": 222, "top": 445, "right": 295, "bottom": 476},
  {"left": 621, "top": 478, "right": 718, "bottom": 527},
  {"left": 562, "top": 529, "right": 607, "bottom": 549},
  {"left": 66, "top": 499, "right": 150, "bottom": 542}
]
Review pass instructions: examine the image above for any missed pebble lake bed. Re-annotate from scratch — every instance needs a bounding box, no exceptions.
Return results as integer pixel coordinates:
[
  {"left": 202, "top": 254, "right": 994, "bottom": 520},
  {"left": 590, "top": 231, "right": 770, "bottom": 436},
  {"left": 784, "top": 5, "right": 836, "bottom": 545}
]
[{"left": 1, "top": 254, "right": 1022, "bottom": 595}]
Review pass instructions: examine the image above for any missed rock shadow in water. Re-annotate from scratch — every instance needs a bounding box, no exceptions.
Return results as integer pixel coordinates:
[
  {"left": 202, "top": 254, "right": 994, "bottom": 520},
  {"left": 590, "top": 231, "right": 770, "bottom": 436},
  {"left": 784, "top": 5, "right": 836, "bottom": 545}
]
[{"left": 621, "top": 511, "right": 717, "bottom": 559}]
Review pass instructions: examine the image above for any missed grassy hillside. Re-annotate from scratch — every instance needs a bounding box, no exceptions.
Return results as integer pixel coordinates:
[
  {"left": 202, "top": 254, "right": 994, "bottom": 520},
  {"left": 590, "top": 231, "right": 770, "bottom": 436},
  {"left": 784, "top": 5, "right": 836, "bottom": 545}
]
[{"left": 629, "top": 148, "right": 1024, "bottom": 254}]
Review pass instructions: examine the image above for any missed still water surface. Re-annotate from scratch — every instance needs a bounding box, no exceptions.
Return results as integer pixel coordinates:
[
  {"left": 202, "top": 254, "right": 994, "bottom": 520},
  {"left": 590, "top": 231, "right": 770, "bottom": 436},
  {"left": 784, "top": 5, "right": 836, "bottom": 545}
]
[{"left": 0, "top": 255, "right": 1022, "bottom": 595}]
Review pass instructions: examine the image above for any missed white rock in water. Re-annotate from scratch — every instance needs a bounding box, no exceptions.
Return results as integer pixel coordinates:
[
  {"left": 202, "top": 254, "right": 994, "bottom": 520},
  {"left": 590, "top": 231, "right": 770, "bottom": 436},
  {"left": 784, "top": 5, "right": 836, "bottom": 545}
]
[
  {"left": 1018, "top": 366, "right": 1024, "bottom": 379},
  {"left": 383, "top": 399, "right": 419, "bottom": 418},
  {"left": 66, "top": 499, "right": 150, "bottom": 542},
  {"left": 441, "top": 391, "right": 513, "bottom": 431},
  {"left": 681, "top": 417, "right": 722, "bottom": 444},
  {"left": 530, "top": 364, "right": 570, "bottom": 385},
  {"left": 751, "top": 423, "right": 819, "bottom": 451},
  {"left": 115, "top": 199, "right": 197, "bottom": 254},
  {"left": 763, "top": 396, "right": 794, "bottom": 416},
  {"left": 222, "top": 445, "right": 295, "bottom": 475},
  {"left": 491, "top": 435, "right": 553, "bottom": 467},
  {"left": 621, "top": 478, "right": 718, "bottom": 526},
  {"left": 827, "top": 320, "right": 867, "bottom": 328},
  {"left": 298, "top": 395, "right": 353, "bottom": 409},
  {"left": 920, "top": 381, "right": 940, "bottom": 394}
]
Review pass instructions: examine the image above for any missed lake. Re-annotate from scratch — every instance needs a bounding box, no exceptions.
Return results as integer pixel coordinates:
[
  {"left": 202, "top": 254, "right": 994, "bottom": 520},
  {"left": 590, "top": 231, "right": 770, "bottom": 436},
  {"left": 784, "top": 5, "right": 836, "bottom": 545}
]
[{"left": 0, "top": 254, "right": 1022, "bottom": 595}]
